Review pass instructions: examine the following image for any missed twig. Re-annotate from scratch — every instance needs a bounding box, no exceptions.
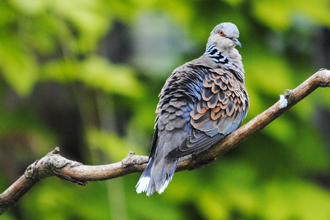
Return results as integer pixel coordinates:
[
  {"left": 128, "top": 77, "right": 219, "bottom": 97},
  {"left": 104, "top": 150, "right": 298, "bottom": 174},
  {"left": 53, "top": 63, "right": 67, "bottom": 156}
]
[{"left": 0, "top": 69, "right": 329, "bottom": 215}]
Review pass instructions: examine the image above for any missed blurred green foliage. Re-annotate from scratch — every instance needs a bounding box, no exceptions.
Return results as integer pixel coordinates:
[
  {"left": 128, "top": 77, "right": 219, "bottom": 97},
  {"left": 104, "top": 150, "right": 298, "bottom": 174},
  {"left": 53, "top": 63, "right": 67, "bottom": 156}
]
[{"left": 1, "top": 0, "right": 330, "bottom": 219}]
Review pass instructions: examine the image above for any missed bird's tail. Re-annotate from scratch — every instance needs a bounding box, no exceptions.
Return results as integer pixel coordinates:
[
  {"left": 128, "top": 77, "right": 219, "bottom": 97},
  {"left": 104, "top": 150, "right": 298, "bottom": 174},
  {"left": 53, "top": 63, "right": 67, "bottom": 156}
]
[{"left": 136, "top": 156, "right": 178, "bottom": 196}]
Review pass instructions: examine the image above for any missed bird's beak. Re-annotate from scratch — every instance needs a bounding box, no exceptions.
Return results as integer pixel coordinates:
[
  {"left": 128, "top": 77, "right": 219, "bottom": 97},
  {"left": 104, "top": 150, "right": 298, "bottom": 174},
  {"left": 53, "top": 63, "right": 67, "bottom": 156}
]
[{"left": 232, "top": 38, "right": 242, "bottom": 47}]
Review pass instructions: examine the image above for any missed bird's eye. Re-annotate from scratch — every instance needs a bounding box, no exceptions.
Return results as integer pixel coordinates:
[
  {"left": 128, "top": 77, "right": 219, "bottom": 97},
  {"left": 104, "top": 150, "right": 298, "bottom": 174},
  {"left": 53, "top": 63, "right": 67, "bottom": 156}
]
[{"left": 219, "top": 30, "right": 226, "bottom": 37}]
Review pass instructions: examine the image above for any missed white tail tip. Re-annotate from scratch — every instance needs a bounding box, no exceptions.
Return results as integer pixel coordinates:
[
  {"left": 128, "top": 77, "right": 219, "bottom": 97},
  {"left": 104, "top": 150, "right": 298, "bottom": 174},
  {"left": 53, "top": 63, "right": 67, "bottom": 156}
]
[{"left": 136, "top": 177, "right": 150, "bottom": 194}]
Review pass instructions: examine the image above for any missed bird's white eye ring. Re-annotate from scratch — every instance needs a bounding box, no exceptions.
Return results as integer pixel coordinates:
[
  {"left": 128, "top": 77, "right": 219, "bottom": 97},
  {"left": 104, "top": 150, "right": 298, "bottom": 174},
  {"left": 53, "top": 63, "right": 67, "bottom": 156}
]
[{"left": 219, "top": 30, "right": 226, "bottom": 37}]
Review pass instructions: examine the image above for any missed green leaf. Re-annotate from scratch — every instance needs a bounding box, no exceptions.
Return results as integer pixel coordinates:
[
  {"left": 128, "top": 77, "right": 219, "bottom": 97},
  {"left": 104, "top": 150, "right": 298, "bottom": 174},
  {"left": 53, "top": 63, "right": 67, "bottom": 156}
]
[
  {"left": 87, "top": 127, "right": 141, "bottom": 161},
  {"left": 252, "top": 0, "right": 330, "bottom": 30},
  {"left": 81, "top": 56, "right": 145, "bottom": 98},
  {"left": 0, "top": 33, "right": 38, "bottom": 96},
  {"left": 260, "top": 178, "right": 330, "bottom": 220},
  {"left": 41, "top": 56, "right": 145, "bottom": 98}
]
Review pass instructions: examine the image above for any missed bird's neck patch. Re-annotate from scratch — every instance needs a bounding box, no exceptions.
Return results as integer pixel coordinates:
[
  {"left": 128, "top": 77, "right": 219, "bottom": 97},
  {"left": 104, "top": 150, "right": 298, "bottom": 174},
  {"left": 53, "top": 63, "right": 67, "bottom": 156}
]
[
  {"left": 205, "top": 43, "right": 244, "bottom": 83},
  {"left": 205, "top": 43, "right": 229, "bottom": 64}
]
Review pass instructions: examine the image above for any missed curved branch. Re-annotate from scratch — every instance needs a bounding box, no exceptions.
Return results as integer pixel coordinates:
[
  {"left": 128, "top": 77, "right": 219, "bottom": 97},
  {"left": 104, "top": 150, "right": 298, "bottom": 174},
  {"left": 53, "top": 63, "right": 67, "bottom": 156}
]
[{"left": 1, "top": 69, "right": 330, "bottom": 215}]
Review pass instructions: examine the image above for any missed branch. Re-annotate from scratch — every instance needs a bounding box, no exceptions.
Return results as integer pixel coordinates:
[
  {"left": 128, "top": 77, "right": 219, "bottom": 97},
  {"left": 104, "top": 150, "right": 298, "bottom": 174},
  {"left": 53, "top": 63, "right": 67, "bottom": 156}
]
[{"left": 1, "top": 69, "right": 330, "bottom": 215}]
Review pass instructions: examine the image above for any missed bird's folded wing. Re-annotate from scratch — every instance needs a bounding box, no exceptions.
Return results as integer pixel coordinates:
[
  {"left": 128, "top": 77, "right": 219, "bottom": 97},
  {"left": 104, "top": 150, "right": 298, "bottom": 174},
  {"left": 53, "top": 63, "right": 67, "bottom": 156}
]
[{"left": 168, "top": 68, "right": 248, "bottom": 158}]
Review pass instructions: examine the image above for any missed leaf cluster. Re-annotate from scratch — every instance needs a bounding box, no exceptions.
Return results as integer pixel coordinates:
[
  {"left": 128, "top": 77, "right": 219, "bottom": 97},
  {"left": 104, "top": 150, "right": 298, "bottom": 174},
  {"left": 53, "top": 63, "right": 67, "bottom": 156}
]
[{"left": 1, "top": 0, "right": 330, "bottom": 220}]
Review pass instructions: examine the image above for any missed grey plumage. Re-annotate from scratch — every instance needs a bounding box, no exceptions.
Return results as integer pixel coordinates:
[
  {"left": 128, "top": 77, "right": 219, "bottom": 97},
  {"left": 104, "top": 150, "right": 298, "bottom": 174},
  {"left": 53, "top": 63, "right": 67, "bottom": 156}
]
[{"left": 136, "top": 22, "right": 249, "bottom": 196}]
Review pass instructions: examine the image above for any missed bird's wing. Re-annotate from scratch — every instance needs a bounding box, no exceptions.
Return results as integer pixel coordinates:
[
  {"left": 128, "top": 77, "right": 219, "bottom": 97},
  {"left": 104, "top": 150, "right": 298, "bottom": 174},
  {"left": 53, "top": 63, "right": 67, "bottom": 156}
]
[{"left": 167, "top": 68, "right": 249, "bottom": 158}]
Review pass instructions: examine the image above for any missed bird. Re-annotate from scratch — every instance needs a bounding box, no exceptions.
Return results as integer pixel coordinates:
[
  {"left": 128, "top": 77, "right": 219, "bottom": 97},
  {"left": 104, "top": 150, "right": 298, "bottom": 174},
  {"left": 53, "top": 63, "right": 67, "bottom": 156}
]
[{"left": 136, "top": 22, "right": 249, "bottom": 196}]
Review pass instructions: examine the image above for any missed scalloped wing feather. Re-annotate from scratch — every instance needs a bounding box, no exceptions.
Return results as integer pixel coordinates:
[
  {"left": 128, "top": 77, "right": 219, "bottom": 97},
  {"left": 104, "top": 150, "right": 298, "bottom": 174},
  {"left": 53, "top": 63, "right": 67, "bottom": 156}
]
[{"left": 168, "top": 68, "right": 248, "bottom": 158}]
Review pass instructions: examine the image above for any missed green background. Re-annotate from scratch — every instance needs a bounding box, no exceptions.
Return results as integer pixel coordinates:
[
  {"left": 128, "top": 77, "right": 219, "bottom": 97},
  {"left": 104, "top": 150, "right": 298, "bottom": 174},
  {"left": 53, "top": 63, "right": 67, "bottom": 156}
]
[{"left": 1, "top": 0, "right": 330, "bottom": 219}]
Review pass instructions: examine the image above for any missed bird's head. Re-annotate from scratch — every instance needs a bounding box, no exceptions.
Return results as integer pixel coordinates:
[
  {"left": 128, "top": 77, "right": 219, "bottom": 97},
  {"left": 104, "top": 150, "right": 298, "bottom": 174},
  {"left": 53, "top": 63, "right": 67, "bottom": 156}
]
[{"left": 208, "top": 22, "right": 241, "bottom": 49}]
